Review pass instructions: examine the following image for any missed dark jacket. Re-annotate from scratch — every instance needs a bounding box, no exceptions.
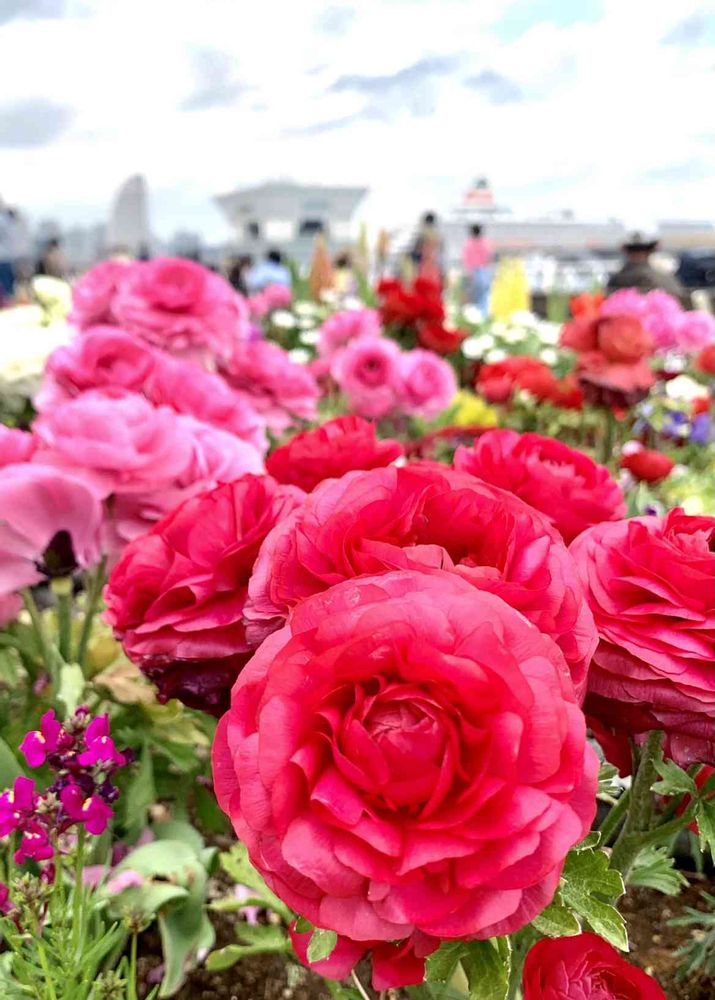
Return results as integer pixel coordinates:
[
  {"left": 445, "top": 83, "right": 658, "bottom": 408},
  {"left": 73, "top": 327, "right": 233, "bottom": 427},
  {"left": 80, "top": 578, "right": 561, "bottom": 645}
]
[{"left": 606, "top": 261, "right": 688, "bottom": 304}]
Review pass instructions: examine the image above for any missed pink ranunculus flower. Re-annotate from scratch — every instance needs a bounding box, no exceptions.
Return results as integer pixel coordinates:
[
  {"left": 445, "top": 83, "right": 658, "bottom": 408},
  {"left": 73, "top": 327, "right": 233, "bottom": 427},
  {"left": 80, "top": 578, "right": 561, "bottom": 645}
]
[
  {"left": 214, "top": 570, "right": 598, "bottom": 943},
  {"left": 245, "top": 464, "right": 597, "bottom": 698},
  {"left": 0, "top": 426, "right": 36, "bottom": 468},
  {"left": 396, "top": 348, "right": 457, "bottom": 418},
  {"left": 36, "top": 326, "right": 157, "bottom": 410},
  {"left": 69, "top": 260, "right": 129, "bottom": 330},
  {"left": 0, "top": 464, "right": 104, "bottom": 599},
  {"left": 112, "top": 257, "right": 250, "bottom": 362},
  {"left": 674, "top": 310, "right": 715, "bottom": 353},
  {"left": 220, "top": 340, "right": 320, "bottom": 433},
  {"left": 330, "top": 335, "right": 401, "bottom": 419},
  {"left": 146, "top": 353, "right": 267, "bottom": 454},
  {"left": 248, "top": 283, "right": 292, "bottom": 319},
  {"left": 318, "top": 308, "right": 381, "bottom": 359},
  {"left": 0, "top": 593, "right": 22, "bottom": 627},
  {"left": 33, "top": 390, "right": 194, "bottom": 497}
]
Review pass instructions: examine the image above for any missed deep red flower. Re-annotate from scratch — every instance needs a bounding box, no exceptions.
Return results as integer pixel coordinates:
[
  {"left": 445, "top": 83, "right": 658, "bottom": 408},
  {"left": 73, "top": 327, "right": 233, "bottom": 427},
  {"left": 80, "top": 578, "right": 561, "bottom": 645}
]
[
  {"left": 476, "top": 356, "right": 557, "bottom": 404},
  {"left": 571, "top": 509, "right": 715, "bottom": 765},
  {"left": 105, "top": 475, "right": 303, "bottom": 715},
  {"left": 561, "top": 314, "right": 656, "bottom": 407},
  {"left": 215, "top": 571, "right": 597, "bottom": 943},
  {"left": 415, "top": 319, "right": 467, "bottom": 355},
  {"left": 376, "top": 276, "right": 444, "bottom": 339},
  {"left": 619, "top": 448, "right": 675, "bottom": 483},
  {"left": 523, "top": 933, "right": 666, "bottom": 999},
  {"left": 266, "top": 416, "right": 403, "bottom": 492},
  {"left": 696, "top": 343, "right": 715, "bottom": 375},
  {"left": 570, "top": 292, "right": 605, "bottom": 318},
  {"left": 246, "top": 464, "right": 597, "bottom": 698},
  {"left": 455, "top": 430, "right": 626, "bottom": 544}
]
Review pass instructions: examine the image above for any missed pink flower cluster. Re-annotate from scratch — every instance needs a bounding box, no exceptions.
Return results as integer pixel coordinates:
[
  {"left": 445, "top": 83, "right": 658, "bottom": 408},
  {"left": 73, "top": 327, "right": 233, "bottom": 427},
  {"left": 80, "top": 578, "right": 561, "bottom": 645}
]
[
  {"left": 247, "top": 283, "right": 293, "bottom": 319},
  {"left": 0, "top": 709, "right": 128, "bottom": 864},
  {"left": 601, "top": 289, "right": 715, "bottom": 353},
  {"left": 331, "top": 337, "right": 457, "bottom": 420}
]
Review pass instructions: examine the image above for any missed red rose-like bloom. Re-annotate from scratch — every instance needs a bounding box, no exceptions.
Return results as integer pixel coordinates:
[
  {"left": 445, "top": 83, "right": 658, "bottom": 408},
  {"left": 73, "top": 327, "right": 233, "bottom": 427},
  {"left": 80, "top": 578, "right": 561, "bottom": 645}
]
[
  {"left": 561, "top": 314, "right": 656, "bottom": 408},
  {"left": 619, "top": 448, "right": 675, "bottom": 484},
  {"left": 376, "top": 277, "right": 444, "bottom": 330},
  {"left": 455, "top": 430, "right": 626, "bottom": 544},
  {"left": 214, "top": 571, "right": 598, "bottom": 943},
  {"left": 696, "top": 343, "right": 715, "bottom": 375},
  {"left": 266, "top": 416, "right": 404, "bottom": 492},
  {"left": 104, "top": 475, "right": 303, "bottom": 714},
  {"left": 523, "top": 933, "right": 666, "bottom": 999},
  {"left": 477, "top": 356, "right": 556, "bottom": 404},
  {"left": 416, "top": 319, "right": 466, "bottom": 355},
  {"left": 571, "top": 510, "right": 715, "bottom": 765},
  {"left": 245, "top": 465, "right": 597, "bottom": 698},
  {"left": 550, "top": 375, "right": 584, "bottom": 410}
]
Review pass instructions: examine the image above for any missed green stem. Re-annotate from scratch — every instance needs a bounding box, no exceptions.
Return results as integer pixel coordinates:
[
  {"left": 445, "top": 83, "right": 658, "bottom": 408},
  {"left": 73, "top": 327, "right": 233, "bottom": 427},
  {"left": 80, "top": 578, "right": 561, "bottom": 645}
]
[
  {"left": 610, "top": 732, "right": 663, "bottom": 878},
  {"left": 71, "top": 826, "right": 86, "bottom": 958},
  {"left": 22, "top": 590, "right": 57, "bottom": 685},
  {"left": 36, "top": 933, "right": 58, "bottom": 1000},
  {"left": 128, "top": 932, "right": 139, "bottom": 1000},
  {"left": 599, "top": 407, "right": 617, "bottom": 465},
  {"left": 76, "top": 557, "right": 107, "bottom": 672},
  {"left": 350, "top": 970, "right": 372, "bottom": 1000},
  {"left": 56, "top": 592, "right": 72, "bottom": 663},
  {"left": 598, "top": 787, "right": 631, "bottom": 846}
]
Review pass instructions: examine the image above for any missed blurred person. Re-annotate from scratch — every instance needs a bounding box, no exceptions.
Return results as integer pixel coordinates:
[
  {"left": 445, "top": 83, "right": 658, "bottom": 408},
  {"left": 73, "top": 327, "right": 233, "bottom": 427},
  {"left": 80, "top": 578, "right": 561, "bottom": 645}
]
[
  {"left": 607, "top": 232, "right": 686, "bottom": 301},
  {"left": 0, "top": 200, "right": 17, "bottom": 302},
  {"left": 333, "top": 251, "right": 355, "bottom": 296},
  {"left": 36, "top": 238, "right": 68, "bottom": 279},
  {"left": 411, "top": 211, "right": 444, "bottom": 283},
  {"left": 247, "top": 249, "right": 291, "bottom": 292},
  {"left": 227, "top": 254, "right": 253, "bottom": 295},
  {"left": 463, "top": 224, "right": 493, "bottom": 314}
]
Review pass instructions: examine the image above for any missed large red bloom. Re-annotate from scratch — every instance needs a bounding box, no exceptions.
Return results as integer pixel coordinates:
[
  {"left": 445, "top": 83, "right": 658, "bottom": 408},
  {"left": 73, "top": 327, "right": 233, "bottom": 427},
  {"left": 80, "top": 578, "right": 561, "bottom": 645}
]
[
  {"left": 619, "top": 448, "right": 675, "bottom": 484},
  {"left": 454, "top": 430, "right": 626, "bottom": 544},
  {"left": 571, "top": 509, "right": 715, "bottom": 764},
  {"left": 476, "top": 356, "right": 556, "bottom": 404},
  {"left": 104, "top": 475, "right": 303, "bottom": 714},
  {"left": 246, "top": 464, "right": 597, "bottom": 697},
  {"left": 561, "top": 314, "right": 656, "bottom": 407},
  {"left": 214, "top": 571, "right": 597, "bottom": 943},
  {"left": 266, "top": 416, "right": 403, "bottom": 492},
  {"left": 523, "top": 933, "right": 665, "bottom": 999}
]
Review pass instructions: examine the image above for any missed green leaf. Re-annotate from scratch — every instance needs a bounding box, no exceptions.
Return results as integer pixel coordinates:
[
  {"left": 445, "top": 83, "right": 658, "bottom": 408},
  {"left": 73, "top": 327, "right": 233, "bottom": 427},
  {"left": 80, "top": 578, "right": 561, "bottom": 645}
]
[
  {"left": 652, "top": 759, "right": 697, "bottom": 797},
  {"left": 461, "top": 939, "right": 511, "bottom": 1000},
  {"left": 574, "top": 831, "right": 602, "bottom": 851},
  {"left": 560, "top": 849, "right": 628, "bottom": 951},
  {"left": 116, "top": 839, "right": 197, "bottom": 879},
  {"left": 235, "top": 923, "right": 288, "bottom": 948},
  {"left": 531, "top": 900, "right": 581, "bottom": 937},
  {"left": 0, "top": 736, "right": 24, "bottom": 787},
  {"left": 629, "top": 846, "right": 689, "bottom": 896},
  {"left": 106, "top": 882, "right": 188, "bottom": 918},
  {"left": 307, "top": 928, "right": 338, "bottom": 964},
  {"left": 597, "top": 762, "right": 620, "bottom": 796},
  {"left": 696, "top": 799, "right": 715, "bottom": 856},
  {"left": 151, "top": 820, "right": 204, "bottom": 855},
  {"left": 57, "top": 661, "right": 85, "bottom": 716},
  {"left": 220, "top": 842, "right": 293, "bottom": 922},
  {"left": 205, "top": 944, "right": 245, "bottom": 972},
  {"left": 294, "top": 915, "right": 313, "bottom": 934},
  {"left": 158, "top": 859, "right": 213, "bottom": 997},
  {"left": 122, "top": 741, "right": 155, "bottom": 841},
  {"left": 426, "top": 940, "right": 469, "bottom": 983},
  {"left": 192, "top": 782, "right": 229, "bottom": 835}
]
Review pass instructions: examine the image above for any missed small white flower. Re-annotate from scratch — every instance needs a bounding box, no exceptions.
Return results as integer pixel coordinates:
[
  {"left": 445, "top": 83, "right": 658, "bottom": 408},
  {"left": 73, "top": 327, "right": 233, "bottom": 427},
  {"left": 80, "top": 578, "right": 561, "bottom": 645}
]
[
  {"left": 298, "top": 316, "right": 316, "bottom": 330},
  {"left": 294, "top": 301, "right": 320, "bottom": 317},
  {"left": 485, "top": 348, "right": 508, "bottom": 363},
  {"left": 666, "top": 374, "right": 706, "bottom": 402},
  {"left": 320, "top": 289, "right": 339, "bottom": 305},
  {"left": 461, "top": 304, "right": 484, "bottom": 324},
  {"left": 299, "top": 329, "right": 320, "bottom": 346},
  {"left": 462, "top": 333, "right": 495, "bottom": 359},
  {"left": 537, "top": 322, "right": 561, "bottom": 345},
  {"left": 501, "top": 326, "right": 527, "bottom": 344},
  {"left": 539, "top": 348, "right": 558, "bottom": 366},
  {"left": 288, "top": 348, "right": 311, "bottom": 365},
  {"left": 271, "top": 310, "right": 296, "bottom": 329}
]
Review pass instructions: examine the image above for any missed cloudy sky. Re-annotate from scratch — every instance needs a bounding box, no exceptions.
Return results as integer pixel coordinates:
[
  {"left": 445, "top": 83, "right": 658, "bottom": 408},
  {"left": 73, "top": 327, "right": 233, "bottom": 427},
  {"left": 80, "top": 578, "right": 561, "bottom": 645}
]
[{"left": 1, "top": 0, "right": 714, "bottom": 242}]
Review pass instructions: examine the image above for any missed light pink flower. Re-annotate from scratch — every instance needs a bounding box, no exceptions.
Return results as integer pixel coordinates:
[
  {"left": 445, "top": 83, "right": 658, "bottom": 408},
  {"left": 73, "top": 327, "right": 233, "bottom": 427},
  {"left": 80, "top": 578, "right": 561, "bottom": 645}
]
[
  {"left": 221, "top": 340, "right": 320, "bottom": 433},
  {"left": 70, "top": 260, "right": 129, "bottom": 330},
  {"left": 248, "top": 284, "right": 292, "bottom": 319},
  {"left": 112, "top": 257, "right": 250, "bottom": 362},
  {"left": 318, "top": 308, "right": 381, "bottom": 359},
  {"left": 331, "top": 335, "right": 401, "bottom": 419},
  {"left": 674, "top": 311, "right": 715, "bottom": 352},
  {"left": 0, "top": 427, "right": 36, "bottom": 468},
  {"left": 396, "top": 348, "right": 457, "bottom": 418},
  {"left": 0, "top": 464, "right": 104, "bottom": 598}
]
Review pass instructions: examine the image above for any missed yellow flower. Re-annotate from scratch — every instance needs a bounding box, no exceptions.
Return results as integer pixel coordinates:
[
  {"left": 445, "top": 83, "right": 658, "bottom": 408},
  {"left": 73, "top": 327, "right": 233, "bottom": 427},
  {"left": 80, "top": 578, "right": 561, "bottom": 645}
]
[{"left": 451, "top": 390, "right": 499, "bottom": 427}]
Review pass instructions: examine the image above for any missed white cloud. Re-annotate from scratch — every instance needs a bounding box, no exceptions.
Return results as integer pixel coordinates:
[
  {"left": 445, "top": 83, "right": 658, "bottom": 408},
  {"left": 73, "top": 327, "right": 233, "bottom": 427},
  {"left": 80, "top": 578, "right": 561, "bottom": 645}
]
[{"left": 0, "top": 0, "right": 713, "bottom": 241}]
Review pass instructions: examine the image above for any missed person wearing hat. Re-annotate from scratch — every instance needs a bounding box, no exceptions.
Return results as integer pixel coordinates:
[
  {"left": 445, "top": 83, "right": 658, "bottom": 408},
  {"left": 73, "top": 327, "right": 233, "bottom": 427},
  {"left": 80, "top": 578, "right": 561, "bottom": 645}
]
[{"left": 607, "top": 232, "right": 687, "bottom": 301}]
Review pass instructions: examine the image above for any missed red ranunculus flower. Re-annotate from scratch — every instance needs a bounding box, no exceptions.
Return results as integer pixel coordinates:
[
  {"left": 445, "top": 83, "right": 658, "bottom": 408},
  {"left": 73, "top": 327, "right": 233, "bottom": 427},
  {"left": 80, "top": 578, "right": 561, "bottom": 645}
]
[
  {"left": 549, "top": 374, "right": 584, "bottom": 410},
  {"left": 571, "top": 509, "right": 715, "bottom": 765},
  {"left": 455, "top": 430, "right": 626, "bottom": 544},
  {"left": 416, "top": 319, "right": 467, "bottom": 355},
  {"left": 245, "top": 464, "right": 597, "bottom": 697},
  {"left": 619, "top": 448, "right": 675, "bottom": 483},
  {"left": 561, "top": 314, "right": 656, "bottom": 408},
  {"left": 696, "top": 343, "right": 715, "bottom": 375},
  {"left": 523, "top": 933, "right": 666, "bottom": 999},
  {"left": 215, "top": 571, "right": 598, "bottom": 943},
  {"left": 570, "top": 292, "right": 605, "bottom": 318},
  {"left": 476, "top": 356, "right": 556, "bottom": 404},
  {"left": 376, "top": 277, "right": 444, "bottom": 330},
  {"left": 104, "top": 475, "right": 303, "bottom": 714},
  {"left": 266, "top": 416, "right": 403, "bottom": 492}
]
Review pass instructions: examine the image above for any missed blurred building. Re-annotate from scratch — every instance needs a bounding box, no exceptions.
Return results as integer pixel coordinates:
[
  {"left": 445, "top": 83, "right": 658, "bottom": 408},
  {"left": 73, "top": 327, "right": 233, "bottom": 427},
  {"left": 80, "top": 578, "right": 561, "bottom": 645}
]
[
  {"left": 107, "top": 174, "right": 151, "bottom": 256},
  {"left": 215, "top": 181, "right": 368, "bottom": 265}
]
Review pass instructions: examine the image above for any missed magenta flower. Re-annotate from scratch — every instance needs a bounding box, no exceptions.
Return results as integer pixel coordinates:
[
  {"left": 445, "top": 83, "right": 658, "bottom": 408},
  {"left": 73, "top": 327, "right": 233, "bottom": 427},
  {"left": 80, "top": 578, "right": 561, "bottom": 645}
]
[
  {"left": 0, "top": 776, "right": 38, "bottom": 837},
  {"left": 0, "top": 883, "right": 13, "bottom": 915},
  {"left": 330, "top": 335, "right": 401, "bottom": 419},
  {"left": 60, "top": 784, "right": 114, "bottom": 835},
  {"left": 19, "top": 710, "right": 63, "bottom": 768},
  {"left": 77, "top": 715, "right": 126, "bottom": 768},
  {"left": 15, "top": 822, "right": 54, "bottom": 864}
]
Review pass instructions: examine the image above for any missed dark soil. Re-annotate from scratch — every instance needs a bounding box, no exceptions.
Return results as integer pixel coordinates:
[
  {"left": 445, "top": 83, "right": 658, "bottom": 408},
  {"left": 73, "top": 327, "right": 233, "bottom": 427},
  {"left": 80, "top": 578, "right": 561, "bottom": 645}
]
[{"left": 136, "top": 878, "right": 715, "bottom": 1000}]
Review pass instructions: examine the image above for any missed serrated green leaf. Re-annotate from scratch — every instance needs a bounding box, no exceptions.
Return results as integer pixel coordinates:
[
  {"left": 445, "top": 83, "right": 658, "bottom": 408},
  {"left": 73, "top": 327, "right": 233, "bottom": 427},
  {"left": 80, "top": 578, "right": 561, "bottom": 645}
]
[
  {"left": 574, "top": 831, "right": 602, "bottom": 851},
  {"left": 235, "top": 923, "right": 288, "bottom": 948},
  {"left": 294, "top": 915, "right": 313, "bottom": 933},
  {"left": 461, "top": 939, "right": 510, "bottom": 1000},
  {"left": 561, "top": 849, "right": 628, "bottom": 950},
  {"left": 205, "top": 944, "right": 245, "bottom": 972},
  {"left": 652, "top": 759, "right": 697, "bottom": 797},
  {"left": 307, "top": 928, "right": 338, "bottom": 963},
  {"left": 696, "top": 799, "right": 715, "bottom": 856},
  {"left": 425, "top": 940, "right": 469, "bottom": 983},
  {"left": 220, "top": 842, "right": 293, "bottom": 922},
  {"left": 629, "top": 846, "right": 689, "bottom": 896},
  {"left": 531, "top": 901, "right": 581, "bottom": 937}
]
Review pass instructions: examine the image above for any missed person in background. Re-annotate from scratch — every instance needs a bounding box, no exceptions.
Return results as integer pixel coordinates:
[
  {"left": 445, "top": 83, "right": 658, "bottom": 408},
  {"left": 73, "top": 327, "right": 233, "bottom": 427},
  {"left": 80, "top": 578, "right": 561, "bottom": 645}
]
[
  {"left": 0, "top": 200, "right": 17, "bottom": 303},
  {"left": 411, "top": 211, "right": 444, "bottom": 284},
  {"left": 333, "top": 252, "right": 355, "bottom": 296},
  {"left": 607, "top": 232, "right": 687, "bottom": 301},
  {"left": 227, "top": 254, "right": 253, "bottom": 295},
  {"left": 463, "top": 224, "right": 493, "bottom": 314},
  {"left": 246, "top": 249, "right": 291, "bottom": 292},
  {"left": 36, "top": 238, "right": 68, "bottom": 279}
]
